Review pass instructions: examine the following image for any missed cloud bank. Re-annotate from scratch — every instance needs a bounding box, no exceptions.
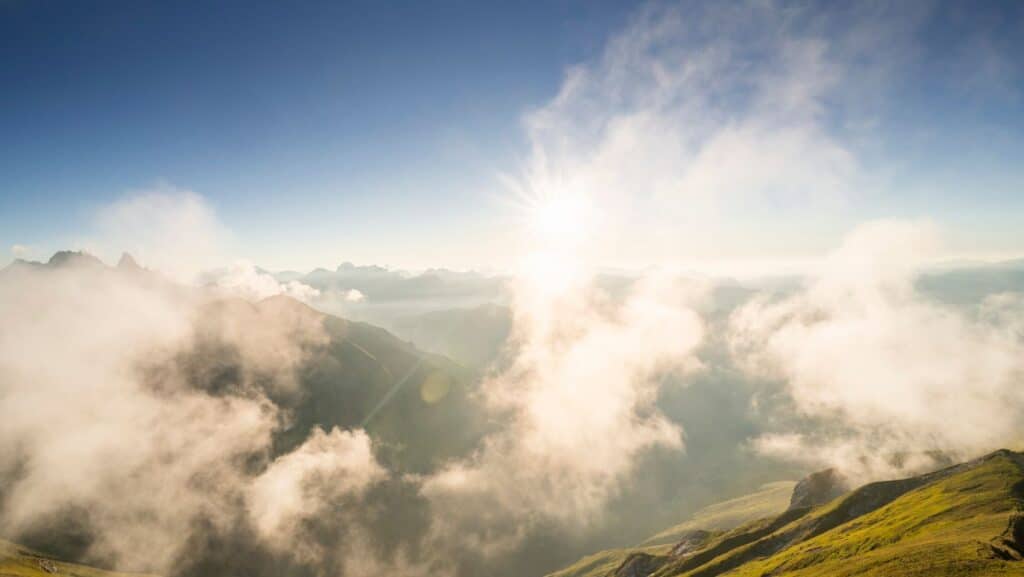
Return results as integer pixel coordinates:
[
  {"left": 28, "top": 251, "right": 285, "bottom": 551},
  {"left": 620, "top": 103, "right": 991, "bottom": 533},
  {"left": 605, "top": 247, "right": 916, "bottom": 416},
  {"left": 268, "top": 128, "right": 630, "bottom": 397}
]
[{"left": 731, "top": 220, "right": 1024, "bottom": 482}]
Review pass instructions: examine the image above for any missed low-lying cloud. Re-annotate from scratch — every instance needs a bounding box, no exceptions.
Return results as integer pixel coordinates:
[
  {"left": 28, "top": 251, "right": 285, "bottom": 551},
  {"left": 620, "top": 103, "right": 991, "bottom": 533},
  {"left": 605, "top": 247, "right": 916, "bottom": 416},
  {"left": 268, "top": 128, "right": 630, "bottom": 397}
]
[
  {"left": 0, "top": 259, "right": 281, "bottom": 571},
  {"left": 206, "top": 260, "right": 321, "bottom": 303},
  {"left": 422, "top": 273, "right": 705, "bottom": 556},
  {"left": 731, "top": 220, "right": 1024, "bottom": 482}
]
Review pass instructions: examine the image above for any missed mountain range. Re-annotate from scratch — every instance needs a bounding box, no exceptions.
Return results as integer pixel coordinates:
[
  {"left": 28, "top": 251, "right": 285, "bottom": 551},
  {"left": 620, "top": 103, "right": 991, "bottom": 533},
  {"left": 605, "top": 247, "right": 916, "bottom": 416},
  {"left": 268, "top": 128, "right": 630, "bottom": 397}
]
[
  {"left": 5, "top": 252, "right": 1024, "bottom": 577},
  {"left": 4, "top": 449, "right": 1023, "bottom": 577}
]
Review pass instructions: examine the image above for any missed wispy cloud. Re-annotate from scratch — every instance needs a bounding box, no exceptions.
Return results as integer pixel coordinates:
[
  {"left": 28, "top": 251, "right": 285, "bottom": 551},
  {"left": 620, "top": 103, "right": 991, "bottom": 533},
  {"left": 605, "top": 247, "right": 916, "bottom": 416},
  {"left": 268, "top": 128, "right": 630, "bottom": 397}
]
[{"left": 91, "top": 188, "right": 229, "bottom": 283}]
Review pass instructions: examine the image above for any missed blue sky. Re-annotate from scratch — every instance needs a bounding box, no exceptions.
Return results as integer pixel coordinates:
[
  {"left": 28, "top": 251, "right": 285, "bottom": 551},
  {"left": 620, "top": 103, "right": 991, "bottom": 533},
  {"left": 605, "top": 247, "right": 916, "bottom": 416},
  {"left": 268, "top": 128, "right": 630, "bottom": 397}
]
[{"left": 2, "top": 1, "right": 1023, "bottom": 272}]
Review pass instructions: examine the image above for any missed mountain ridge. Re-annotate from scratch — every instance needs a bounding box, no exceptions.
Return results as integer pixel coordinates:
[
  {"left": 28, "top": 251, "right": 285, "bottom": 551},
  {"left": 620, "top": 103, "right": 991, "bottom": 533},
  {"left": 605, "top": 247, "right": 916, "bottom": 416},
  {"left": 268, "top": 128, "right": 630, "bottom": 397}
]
[{"left": 549, "top": 449, "right": 1024, "bottom": 577}]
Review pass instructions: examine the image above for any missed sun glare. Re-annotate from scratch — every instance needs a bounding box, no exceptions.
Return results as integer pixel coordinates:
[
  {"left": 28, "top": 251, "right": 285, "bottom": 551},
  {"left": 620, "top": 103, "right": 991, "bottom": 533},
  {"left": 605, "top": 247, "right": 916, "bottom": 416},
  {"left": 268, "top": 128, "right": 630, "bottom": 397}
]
[
  {"left": 514, "top": 191, "right": 596, "bottom": 297},
  {"left": 528, "top": 192, "right": 592, "bottom": 250}
]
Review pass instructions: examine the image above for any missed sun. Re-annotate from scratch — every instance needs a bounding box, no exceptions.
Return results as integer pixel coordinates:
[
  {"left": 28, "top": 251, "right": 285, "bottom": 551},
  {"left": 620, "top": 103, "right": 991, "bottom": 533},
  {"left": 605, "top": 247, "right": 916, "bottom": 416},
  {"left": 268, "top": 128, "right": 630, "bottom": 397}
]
[
  {"left": 514, "top": 191, "right": 596, "bottom": 298},
  {"left": 527, "top": 192, "right": 592, "bottom": 250}
]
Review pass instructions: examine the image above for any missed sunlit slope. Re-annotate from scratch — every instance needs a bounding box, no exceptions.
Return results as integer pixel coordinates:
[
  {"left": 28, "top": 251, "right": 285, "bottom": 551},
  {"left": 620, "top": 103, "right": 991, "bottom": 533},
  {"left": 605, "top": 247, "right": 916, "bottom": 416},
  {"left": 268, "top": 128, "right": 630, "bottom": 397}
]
[
  {"left": 0, "top": 540, "right": 149, "bottom": 577},
  {"left": 647, "top": 450, "right": 1024, "bottom": 577},
  {"left": 544, "top": 481, "right": 796, "bottom": 577},
  {"left": 642, "top": 481, "right": 795, "bottom": 546},
  {"left": 549, "top": 450, "right": 1024, "bottom": 577},
  {"left": 545, "top": 545, "right": 673, "bottom": 577}
]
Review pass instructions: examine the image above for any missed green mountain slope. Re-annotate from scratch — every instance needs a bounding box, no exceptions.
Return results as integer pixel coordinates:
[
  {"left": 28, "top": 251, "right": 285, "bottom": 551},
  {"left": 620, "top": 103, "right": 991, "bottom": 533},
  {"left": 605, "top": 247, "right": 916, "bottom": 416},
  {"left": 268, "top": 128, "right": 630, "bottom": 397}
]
[
  {"left": 685, "top": 450, "right": 1024, "bottom": 577},
  {"left": 642, "top": 481, "right": 796, "bottom": 546},
  {"left": 556, "top": 449, "right": 1024, "bottom": 577},
  {"left": 546, "top": 481, "right": 797, "bottom": 577},
  {"left": 0, "top": 540, "right": 150, "bottom": 577}
]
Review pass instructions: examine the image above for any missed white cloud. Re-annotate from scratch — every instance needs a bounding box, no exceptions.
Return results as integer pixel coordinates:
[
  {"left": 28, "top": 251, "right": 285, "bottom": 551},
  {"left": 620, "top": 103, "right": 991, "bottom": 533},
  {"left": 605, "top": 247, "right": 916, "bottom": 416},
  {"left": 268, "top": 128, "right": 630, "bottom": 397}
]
[
  {"left": 92, "top": 188, "right": 229, "bottom": 283},
  {"left": 0, "top": 195, "right": 339, "bottom": 573},
  {"left": 10, "top": 244, "right": 33, "bottom": 259},
  {"left": 730, "top": 220, "right": 1024, "bottom": 482},
  {"left": 249, "top": 428, "right": 385, "bottom": 551},
  {"left": 0, "top": 262, "right": 281, "bottom": 571},
  {"left": 508, "top": 2, "right": 867, "bottom": 268},
  {"left": 207, "top": 260, "right": 320, "bottom": 303}
]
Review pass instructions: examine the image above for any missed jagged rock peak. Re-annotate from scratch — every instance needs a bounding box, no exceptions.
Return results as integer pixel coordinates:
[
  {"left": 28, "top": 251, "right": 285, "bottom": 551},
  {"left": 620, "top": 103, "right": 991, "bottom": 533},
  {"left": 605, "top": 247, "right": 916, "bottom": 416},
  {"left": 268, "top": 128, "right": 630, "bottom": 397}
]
[
  {"left": 613, "top": 553, "right": 667, "bottom": 577},
  {"left": 117, "top": 252, "right": 142, "bottom": 270}
]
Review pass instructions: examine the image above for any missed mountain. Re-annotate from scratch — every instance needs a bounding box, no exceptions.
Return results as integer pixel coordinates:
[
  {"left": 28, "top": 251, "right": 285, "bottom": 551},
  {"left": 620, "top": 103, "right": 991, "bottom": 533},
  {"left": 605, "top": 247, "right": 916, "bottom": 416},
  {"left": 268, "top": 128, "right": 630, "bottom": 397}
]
[
  {"left": 641, "top": 481, "right": 798, "bottom": 547},
  {"left": 289, "top": 262, "right": 507, "bottom": 304},
  {"left": 259, "top": 296, "right": 487, "bottom": 472},
  {"left": 169, "top": 293, "right": 486, "bottom": 475},
  {"left": 3, "top": 250, "right": 143, "bottom": 276},
  {"left": 1, "top": 254, "right": 482, "bottom": 473},
  {"left": 17, "top": 449, "right": 1022, "bottom": 577},
  {"left": 547, "top": 481, "right": 797, "bottom": 577},
  {"left": 389, "top": 303, "right": 512, "bottom": 369},
  {"left": 0, "top": 252, "right": 488, "bottom": 566},
  {"left": 116, "top": 252, "right": 143, "bottom": 271},
  {"left": 918, "top": 259, "right": 1024, "bottom": 305},
  {"left": 548, "top": 449, "right": 1024, "bottom": 577},
  {"left": 0, "top": 539, "right": 147, "bottom": 577}
]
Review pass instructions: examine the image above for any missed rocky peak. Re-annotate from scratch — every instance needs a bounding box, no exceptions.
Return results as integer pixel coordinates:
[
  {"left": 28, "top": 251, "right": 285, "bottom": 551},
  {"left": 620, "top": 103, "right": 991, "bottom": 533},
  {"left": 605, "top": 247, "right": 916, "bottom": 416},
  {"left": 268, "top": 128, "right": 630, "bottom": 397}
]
[
  {"left": 788, "top": 468, "right": 848, "bottom": 511},
  {"left": 669, "top": 529, "right": 712, "bottom": 557},
  {"left": 612, "top": 553, "right": 667, "bottom": 577},
  {"left": 116, "top": 252, "right": 142, "bottom": 271},
  {"left": 47, "top": 250, "right": 105, "bottom": 268}
]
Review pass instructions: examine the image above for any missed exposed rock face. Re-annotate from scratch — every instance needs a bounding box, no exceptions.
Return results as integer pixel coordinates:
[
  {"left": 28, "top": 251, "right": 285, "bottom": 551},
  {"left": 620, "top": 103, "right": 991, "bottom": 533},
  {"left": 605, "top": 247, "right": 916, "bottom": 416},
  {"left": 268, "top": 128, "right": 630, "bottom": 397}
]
[
  {"left": 788, "top": 468, "right": 848, "bottom": 510},
  {"left": 669, "top": 529, "right": 712, "bottom": 557},
  {"left": 612, "top": 553, "right": 667, "bottom": 577}
]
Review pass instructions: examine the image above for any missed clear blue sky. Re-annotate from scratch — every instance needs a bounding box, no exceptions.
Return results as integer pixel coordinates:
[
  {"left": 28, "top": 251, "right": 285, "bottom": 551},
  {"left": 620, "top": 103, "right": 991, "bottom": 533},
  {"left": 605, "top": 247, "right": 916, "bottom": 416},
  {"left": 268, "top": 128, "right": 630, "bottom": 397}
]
[{"left": 2, "top": 1, "right": 1023, "bottom": 271}]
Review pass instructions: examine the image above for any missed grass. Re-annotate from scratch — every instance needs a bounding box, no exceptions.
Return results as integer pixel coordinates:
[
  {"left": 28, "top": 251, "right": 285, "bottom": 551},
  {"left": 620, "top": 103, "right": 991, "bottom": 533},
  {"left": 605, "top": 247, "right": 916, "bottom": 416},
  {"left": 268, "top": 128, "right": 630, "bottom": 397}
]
[
  {"left": 545, "top": 546, "right": 673, "bottom": 577},
  {"left": 712, "top": 451, "right": 1024, "bottom": 577},
  {"left": 9, "top": 451, "right": 1024, "bottom": 577},
  {"left": 0, "top": 540, "right": 151, "bottom": 577},
  {"left": 642, "top": 481, "right": 796, "bottom": 546},
  {"left": 641, "top": 450, "right": 1024, "bottom": 577},
  {"left": 546, "top": 480, "right": 796, "bottom": 577}
]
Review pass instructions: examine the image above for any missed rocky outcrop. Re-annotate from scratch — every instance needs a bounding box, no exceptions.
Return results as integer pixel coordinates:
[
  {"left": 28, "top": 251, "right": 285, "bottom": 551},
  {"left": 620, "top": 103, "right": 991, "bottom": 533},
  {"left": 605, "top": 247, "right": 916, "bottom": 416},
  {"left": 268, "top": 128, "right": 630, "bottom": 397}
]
[
  {"left": 669, "top": 529, "right": 712, "bottom": 557},
  {"left": 787, "top": 468, "right": 847, "bottom": 510},
  {"left": 612, "top": 553, "right": 667, "bottom": 577},
  {"left": 116, "top": 252, "right": 143, "bottom": 271}
]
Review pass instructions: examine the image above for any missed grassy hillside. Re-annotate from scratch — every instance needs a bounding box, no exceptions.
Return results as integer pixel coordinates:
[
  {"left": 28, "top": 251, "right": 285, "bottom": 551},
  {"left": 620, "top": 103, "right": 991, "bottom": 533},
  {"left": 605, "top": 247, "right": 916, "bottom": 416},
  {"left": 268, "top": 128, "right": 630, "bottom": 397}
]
[
  {"left": 549, "top": 450, "right": 1024, "bottom": 577},
  {"left": 545, "top": 481, "right": 796, "bottom": 577},
  {"left": 641, "top": 481, "right": 796, "bottom": 546},
  {"left": 0, "top": 540, "right": 149, "bottom": 577},
  {"left": 690, "top": 451, "right": 1024, "bottom": 577},
  {"left": 545, "top": 546, "right": 674, "bottom": 577}
]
